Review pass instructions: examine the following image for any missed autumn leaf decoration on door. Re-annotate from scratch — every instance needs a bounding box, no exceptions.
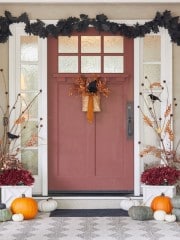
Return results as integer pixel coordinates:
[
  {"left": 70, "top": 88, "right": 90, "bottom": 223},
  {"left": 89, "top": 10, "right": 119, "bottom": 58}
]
[{"left": 69, "top": 75, "right": 110, "bottom": 123}]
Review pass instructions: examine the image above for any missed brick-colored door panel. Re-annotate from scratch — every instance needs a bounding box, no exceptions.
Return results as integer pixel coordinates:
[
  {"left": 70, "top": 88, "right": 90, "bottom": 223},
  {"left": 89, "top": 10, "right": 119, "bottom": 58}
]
[{"left": 48, "top": 29, "right": 134, "bottom": 192}]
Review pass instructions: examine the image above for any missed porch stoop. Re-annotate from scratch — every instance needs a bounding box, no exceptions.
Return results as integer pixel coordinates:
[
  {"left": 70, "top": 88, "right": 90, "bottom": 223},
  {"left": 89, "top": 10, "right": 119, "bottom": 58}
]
[{"left": 34, "top": 196, "right": 143, "bottom": 209}]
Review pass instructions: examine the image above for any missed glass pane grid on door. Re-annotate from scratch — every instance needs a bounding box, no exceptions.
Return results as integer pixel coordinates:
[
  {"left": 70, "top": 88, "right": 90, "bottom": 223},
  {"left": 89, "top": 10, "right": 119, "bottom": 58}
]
[{"left": 58, "top": 35, "right": 124, "bottom": 74}]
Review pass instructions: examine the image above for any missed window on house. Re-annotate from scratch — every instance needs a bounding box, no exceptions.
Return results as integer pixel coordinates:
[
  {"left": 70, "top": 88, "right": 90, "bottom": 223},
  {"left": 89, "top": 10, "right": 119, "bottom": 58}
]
[
  {"left": 20, "top": 36, "right": 39, "bottom": 175},
  {"left": 143, "top": 35, "right": 161, "bottom": 83},
  {"left": 58, "top": 35, "right": 124, "bottom": 74},
  {"left": 140, "top": 31, "right": 172, "bottom": 163}
]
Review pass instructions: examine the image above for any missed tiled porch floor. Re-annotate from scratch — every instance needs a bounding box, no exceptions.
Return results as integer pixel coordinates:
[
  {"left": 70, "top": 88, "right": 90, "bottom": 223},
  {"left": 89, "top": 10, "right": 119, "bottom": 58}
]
[{"left": 0, "top": 212, "right": 180, "bottom": 240}]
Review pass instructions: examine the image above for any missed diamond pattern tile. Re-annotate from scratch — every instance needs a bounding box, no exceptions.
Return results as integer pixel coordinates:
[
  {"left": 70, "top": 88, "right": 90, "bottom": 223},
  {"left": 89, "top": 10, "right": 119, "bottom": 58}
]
[{"left": 0, "top": 213, "right": 180, "bottom": 240}]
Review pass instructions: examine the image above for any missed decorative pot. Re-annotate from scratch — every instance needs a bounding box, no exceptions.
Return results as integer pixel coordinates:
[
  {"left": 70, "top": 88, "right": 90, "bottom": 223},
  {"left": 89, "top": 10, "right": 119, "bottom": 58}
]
[
  {"left": 0, "top": 185, "right": 33, "bottom": 208},
  {"left": 141, "top": 185, "right": 176, "bottom": 206}
]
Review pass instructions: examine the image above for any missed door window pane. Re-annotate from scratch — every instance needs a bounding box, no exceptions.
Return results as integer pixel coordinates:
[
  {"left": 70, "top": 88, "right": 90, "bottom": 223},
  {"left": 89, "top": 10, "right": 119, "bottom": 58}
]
[
  {"left": 21, "top": 121, "right": 38, "bottom": 147},
  {"left": 21, "top": 64, "right": 38, "bottom": 91},
  {"left": 81, "top": 56, "right": 101, "bottom": 73},
  {"left": 21, "top": 92, "right": 38, "bottom": 119},
  {"left": 143, "top": 64, "right": 161, "bottom": 82},
  {"left": 104, "top": 36, "right": 124, "bottom": 53},
  {"left": 143, "top": 35, "right": 161, "bottom": 62},
  {"left": 21, "top": 36, "right": 38, "bottom": 61},
  {"left": 58, "top": 35, "right": 126, "bottom": 74},
  {"left": 104, "top": 56, "right": 124, "bottom": 73},
  {"left": 58, "top": 56, "right": 78, "bottom": 73},
  {"left": 21, "top": 150, "right": 38, "bottom": 175},
  {"left": 58, "top": 36, "right": 78, "bottom": 53},
  {"left": 81, "top": 36, "right": 101, "bottom": 53}
]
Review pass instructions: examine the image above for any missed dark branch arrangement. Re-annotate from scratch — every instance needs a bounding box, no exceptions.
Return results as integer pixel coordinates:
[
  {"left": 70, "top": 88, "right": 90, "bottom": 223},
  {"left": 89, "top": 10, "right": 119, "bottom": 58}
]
[
  {"left": 0, "top": 69, "right": 42, "bottom": 171},
  {"left": 1, "top": 10, "right": 180, "bottom": 45},
  {"left": 139, "top": 77, "right": 180, "bottom": 186},
  {"left": 138, "top": 76, "right": 180, "bottom": 167}
]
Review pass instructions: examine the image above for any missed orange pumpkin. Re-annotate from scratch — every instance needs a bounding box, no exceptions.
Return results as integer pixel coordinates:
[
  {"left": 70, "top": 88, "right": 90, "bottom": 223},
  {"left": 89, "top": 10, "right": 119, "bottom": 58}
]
[
  {"left": 151, "top": 193, "right": 172, "bottom": 214},
  {"left": 11, "top": 194, "right": 38, "bottom": 220}
]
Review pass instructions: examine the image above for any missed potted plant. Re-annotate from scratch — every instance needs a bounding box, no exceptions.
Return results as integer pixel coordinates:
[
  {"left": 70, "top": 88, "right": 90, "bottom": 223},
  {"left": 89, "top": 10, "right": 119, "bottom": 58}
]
[
  {"left": 0, "top": 69, "right": 42, "bottom": 207},
  {"left": 0, "top": 169, "right": 35, "bottom": 208},
  {"left": 0, "top": 169, "right": 34, "bottom": 186},
  {"left": 141, "top": 165, "right": 180, "bottom": 186},
  {"left": 138, "top": 76, "right": 180, "bottom": 205}
]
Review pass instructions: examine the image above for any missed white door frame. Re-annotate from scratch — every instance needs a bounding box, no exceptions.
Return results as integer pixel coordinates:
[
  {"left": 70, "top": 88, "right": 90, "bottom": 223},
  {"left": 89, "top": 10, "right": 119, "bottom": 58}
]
[
  {"left": 9, "top": 23, "right": 48, "bottom": 195},
  {"left": 9, "top": 21, "right": 172, "bottom": 196}
]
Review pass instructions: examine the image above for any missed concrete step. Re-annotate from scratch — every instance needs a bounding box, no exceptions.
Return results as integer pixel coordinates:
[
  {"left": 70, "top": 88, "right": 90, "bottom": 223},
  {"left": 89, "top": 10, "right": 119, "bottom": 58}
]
[{"left": 34, "top": 196, "right": 143, "bottom": 209}]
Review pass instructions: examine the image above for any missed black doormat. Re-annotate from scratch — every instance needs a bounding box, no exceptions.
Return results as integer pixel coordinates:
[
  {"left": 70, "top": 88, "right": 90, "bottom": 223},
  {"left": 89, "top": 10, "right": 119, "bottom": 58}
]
[{"left": 50, "top": 209, "right": 128, "bottom": 217}]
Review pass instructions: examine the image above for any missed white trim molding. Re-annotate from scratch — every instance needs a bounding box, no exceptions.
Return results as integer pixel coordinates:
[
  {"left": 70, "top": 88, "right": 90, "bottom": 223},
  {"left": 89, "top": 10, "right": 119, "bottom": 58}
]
[
  {"left": 134, "top": 38, "right": 141, "bottom": 196},
  {"left": 9, "top": 23, "right": 48, "bottom": 195}
]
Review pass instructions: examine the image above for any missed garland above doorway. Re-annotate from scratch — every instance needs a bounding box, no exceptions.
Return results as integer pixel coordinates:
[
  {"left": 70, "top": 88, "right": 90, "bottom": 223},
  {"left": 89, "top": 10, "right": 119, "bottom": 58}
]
[{"left": 1, "top": 10, "right": 180, "bottom": 45}]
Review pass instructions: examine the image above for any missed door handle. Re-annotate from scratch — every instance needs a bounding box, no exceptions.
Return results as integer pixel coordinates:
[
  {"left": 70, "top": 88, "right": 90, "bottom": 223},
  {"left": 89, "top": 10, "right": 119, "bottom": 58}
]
[{"left": 126, "top": 102, "right": 134, "bottom": 138}]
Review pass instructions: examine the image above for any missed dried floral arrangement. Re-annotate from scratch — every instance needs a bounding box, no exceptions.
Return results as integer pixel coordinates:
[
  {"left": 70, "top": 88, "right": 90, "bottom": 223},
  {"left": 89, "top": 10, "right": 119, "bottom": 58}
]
[
  {"left": 139, "top": 76, "right": 180, "bottom": 185},
  {"left": 69, "top": 75, "right": 110, "bottom": 123},
  {"left": 69, "top": 75, "right": 110, "bottom": 97},
  {"left": 0, "top": 69, "right": 42, "bottom": 185}
]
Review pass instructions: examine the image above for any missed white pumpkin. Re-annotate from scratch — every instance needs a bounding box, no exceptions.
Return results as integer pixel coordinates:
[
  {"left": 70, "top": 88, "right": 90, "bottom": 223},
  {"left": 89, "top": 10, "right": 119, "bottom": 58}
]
[
  {"left": 165, "top": 214, "right": 176, "bottom": 223},
  {"left": 120, "top": 199, "right": 140, "bottom": 211},
  {"left": 154, "top": 210, "right": 166, "bottom": 221},
  {"left": 38, "top": 198, "right": 58, "bottom": 212},
  {"left": 12, "top": 213, "right": 24, "bottom": 222}
]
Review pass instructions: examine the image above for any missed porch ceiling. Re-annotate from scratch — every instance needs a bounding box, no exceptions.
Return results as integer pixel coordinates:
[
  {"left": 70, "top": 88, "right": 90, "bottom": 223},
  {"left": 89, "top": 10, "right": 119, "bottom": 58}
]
[{"left": 0, "top": 0, "right": 180, "bottom": 4}]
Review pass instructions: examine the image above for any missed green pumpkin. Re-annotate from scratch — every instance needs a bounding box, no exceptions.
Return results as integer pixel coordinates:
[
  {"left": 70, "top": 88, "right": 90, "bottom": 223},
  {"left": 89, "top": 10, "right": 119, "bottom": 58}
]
[
  {"left": 172, "top": 208, "right": 180, "bottom": 221},
  {"left": 0, "top": 209, "right": 12, "bottom": 222},
  {"left": 128, "top": 206, "right": 153, "bottom": 221},
  {"left": 171, "top": 196, "right": 180, "bottom": 209}
]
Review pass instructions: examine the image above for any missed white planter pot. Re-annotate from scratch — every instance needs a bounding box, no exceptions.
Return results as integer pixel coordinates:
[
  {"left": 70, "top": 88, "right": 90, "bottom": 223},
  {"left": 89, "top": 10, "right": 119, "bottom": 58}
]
[
  {"left": 0, "top": 185, "right": 33, "bottom": 208},
  {"left": 141, "top": 185, "right": 176, "bottom": 206}
]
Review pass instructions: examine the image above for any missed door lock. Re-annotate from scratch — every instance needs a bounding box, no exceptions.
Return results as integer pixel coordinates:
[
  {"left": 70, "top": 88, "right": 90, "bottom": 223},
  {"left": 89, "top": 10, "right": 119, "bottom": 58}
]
[{"left": 126, "top": 102, "right": 134, "bottom": 139}]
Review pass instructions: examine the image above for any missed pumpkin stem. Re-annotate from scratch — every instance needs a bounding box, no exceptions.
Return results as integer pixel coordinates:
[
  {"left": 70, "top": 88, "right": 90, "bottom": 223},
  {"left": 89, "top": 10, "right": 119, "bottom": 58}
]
[
  {"left": 47, "top": 198, "right": 53, "bottom": 201},
  {"left": 161, "top": 193, "right": 165, "bottom": 196},
  {"left": 22, "top": 194, "right": 26, "bottom": 198}
]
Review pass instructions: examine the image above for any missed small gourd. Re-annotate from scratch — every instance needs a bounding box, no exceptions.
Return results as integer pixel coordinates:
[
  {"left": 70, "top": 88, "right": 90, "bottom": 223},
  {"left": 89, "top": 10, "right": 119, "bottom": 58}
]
[
  {"left": 120, "top": 199, "right": 140, "bottom": 211},
  {"left": 0, "top": 202, "right": 6, "bottom": 209},
  {"left": 12, "top": 213, "right": 24, "bottom": 222},
  {"left": 151, "top": 193, "right": 172, "bottom": 214},
  {"left": 154, "top": 210, "right": 166, "bottom": 221},
  {"left": 165, "top": 214, "right": 176, "bottom": 223},
  {"left": 11, "top": 194, "right": 38, "bottom": 220},
  {"left": 0, "top": 208, "right": 12, "bottom": 222},
  {"left": 128, "top": 206, "right": 153, "bottom": 221},
  {"left": 38, "top": 198, "right": 58, "bottom": 212},
  {"left": 171, "top": 196, "right": 180, "bottom": 208}
]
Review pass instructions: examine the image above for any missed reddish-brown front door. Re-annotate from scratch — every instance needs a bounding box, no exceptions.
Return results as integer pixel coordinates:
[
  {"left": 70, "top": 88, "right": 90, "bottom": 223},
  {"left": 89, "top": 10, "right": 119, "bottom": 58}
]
[{"left": 48, "top": 29, "right": 134, "bottom": 192}]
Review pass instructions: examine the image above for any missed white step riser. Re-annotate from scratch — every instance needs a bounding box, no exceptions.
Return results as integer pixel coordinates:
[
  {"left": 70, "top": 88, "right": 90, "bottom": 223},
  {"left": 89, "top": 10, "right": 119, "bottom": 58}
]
[{"left": 35, "top": 197, "right": 143, "bottom": 209}]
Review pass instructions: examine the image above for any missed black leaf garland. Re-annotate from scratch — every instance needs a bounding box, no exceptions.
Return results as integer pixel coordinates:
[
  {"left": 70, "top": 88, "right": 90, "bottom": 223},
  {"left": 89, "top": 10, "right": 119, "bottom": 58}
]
[{"left": 1, "top": 10, "right": 180, "bottom": 45}]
